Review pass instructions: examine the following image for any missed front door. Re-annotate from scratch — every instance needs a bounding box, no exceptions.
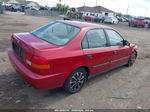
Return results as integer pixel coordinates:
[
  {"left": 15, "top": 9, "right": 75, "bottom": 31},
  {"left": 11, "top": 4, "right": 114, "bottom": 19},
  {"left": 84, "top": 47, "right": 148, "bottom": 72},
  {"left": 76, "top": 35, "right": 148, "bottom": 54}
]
[
  {"left": 81, "top": 29, "right": 112, "bottom": 75},
  {"left": 105, "top": 29, "right": 131, "bottom": 68}
]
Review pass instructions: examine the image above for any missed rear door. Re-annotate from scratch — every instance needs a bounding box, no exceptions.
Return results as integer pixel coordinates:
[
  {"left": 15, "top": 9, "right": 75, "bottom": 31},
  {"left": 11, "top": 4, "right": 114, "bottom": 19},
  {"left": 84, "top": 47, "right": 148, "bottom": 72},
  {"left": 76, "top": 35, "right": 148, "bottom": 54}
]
[
  {"left": 81, "top": 29, "right": 112, "bottom": 75},
  {"left": 105, "top": 29, "right": 131, "bottom": 68}
]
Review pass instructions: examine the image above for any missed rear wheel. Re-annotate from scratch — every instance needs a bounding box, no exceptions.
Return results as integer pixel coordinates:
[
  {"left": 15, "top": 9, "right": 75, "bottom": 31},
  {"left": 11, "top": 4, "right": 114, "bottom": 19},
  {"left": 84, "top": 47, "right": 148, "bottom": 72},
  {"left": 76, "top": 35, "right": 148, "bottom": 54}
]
[
  {"left": 127, "top": 52, "right": 137, "bottom": 67},
  {"left": 63, "top": 68, "right": 87, "bottom": 94}
]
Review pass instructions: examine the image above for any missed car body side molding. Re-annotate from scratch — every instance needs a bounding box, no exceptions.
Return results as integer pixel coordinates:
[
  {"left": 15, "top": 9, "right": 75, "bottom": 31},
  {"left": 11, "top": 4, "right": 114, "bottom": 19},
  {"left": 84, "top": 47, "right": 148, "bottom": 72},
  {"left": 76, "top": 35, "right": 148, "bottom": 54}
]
[{"left": 92, "top": 56, "right": 129, "bottom": 68}]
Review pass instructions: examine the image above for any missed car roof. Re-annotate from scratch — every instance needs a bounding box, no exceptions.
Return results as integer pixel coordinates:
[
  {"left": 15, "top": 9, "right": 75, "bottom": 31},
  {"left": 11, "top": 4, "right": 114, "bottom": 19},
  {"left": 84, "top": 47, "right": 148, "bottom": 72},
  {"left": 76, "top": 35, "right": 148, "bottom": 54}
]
[{"left": 57, "top": 20, "right": 112, "bottom": 29}]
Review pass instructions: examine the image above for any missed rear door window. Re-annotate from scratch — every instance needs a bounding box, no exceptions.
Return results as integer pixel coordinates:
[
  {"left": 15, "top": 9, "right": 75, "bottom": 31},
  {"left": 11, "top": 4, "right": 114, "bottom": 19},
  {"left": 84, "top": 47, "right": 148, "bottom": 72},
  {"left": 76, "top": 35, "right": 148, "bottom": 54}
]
[{"left": 82, "top": 29, "right": 107, "bottom": 49}]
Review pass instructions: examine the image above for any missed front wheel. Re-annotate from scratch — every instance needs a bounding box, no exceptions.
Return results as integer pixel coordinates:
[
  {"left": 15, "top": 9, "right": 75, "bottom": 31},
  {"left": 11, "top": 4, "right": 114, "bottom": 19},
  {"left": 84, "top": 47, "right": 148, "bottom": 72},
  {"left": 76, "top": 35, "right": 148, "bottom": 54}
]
[
  {"left": 126, "top": 52, "right": 137, "bottom": 67},
  {"left": 63, "top": 68, "right": 87, "bottom": 94}
]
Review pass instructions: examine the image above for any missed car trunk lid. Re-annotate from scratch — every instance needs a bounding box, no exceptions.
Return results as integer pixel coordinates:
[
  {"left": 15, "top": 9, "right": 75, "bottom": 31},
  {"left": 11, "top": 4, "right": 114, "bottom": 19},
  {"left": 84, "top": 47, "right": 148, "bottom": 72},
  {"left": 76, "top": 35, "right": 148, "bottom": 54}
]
[{"left": 11, "top": 33, "right": 59, "bottom": 75}]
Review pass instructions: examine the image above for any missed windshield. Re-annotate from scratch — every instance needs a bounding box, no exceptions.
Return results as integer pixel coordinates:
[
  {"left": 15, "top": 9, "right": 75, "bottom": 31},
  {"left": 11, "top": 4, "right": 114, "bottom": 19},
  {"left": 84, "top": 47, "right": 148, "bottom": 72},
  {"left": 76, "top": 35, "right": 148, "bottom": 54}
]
[
  {"left": 134, "top": 18, "right": 144, "bottom": 21},
  {"left": 31, "top": 22, "right": 80, "bottom": 46}
]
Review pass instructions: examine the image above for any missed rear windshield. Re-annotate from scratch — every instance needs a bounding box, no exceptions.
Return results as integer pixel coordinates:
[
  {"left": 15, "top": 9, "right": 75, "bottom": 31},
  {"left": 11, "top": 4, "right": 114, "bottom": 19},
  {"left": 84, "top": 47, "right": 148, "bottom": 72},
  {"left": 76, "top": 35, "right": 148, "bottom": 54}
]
[{"left": 31, "top": 22, "right": 80, "bottom": 46}]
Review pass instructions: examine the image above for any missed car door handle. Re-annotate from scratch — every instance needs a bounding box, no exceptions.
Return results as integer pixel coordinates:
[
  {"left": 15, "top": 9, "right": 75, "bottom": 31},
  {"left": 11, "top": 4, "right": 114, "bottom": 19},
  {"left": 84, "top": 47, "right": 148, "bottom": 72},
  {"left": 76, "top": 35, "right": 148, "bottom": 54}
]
[
  {"left": 86, "top": 55, "right": 93, "bottom": 59},
  {"left": 113, "top": 50, "right": 118, "bottom": 54}
]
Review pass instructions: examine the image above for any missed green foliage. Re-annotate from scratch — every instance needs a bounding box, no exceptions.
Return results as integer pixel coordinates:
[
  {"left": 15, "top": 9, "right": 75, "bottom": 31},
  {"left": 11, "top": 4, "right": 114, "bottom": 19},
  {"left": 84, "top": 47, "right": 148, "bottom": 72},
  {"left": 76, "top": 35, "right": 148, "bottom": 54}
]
[
  {"left": 116, "top": 12, "right": 123, "bottom": 17},
  {"left": 51, "top": 4, "right": 69, "bottom": 11},
  {"left": 116, "top": 13, "right": 132, "bottom": 18},
  {"left": 125, "top": 14, "right": 132, "bottom": 18}
]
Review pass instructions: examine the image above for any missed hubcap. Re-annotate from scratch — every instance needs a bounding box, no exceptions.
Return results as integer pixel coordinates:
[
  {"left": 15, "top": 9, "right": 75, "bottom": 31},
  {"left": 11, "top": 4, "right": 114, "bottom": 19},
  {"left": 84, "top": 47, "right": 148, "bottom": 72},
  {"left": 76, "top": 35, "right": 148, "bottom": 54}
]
[{"left": 70, "top": 72, "right": 85, "bottom": 91}]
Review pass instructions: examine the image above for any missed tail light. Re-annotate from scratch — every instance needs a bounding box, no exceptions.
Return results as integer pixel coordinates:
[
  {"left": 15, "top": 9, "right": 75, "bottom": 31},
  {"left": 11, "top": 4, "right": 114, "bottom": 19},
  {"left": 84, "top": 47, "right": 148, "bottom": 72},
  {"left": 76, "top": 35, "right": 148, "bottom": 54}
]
[{"left": 25, "top": 52, "right": 50, "bottom": 70}]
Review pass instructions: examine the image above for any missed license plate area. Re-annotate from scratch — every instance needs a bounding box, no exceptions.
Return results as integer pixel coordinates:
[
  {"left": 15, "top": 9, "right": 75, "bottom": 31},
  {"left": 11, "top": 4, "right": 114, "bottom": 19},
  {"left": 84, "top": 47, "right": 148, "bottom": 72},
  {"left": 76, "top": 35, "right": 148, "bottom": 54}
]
[{"left": 12, "top": 42, "right": 24, "bottom": 60}]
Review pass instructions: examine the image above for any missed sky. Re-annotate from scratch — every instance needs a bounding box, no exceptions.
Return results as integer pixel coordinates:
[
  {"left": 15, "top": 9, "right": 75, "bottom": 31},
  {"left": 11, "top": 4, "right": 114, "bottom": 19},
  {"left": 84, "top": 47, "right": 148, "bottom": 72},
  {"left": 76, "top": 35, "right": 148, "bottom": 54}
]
[{"left": 28, "top": 0, "right": 150, "bottom": 17}]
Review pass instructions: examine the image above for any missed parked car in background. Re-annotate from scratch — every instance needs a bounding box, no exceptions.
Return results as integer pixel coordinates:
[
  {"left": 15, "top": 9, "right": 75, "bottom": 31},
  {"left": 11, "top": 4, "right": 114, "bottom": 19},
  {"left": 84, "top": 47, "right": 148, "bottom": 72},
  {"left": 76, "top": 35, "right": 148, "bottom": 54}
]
[
  {"left": 4, "top": 3, "right": 25, "bottom": 12},
  {"left": 104, "top": 16, "right": 119, "bottom": 24},
  {"left": 83, "top": 15, "right": 94, "bottom": 21},
  {"left": 124, "top": 18, "right": 130, "bottom": 22},
  {"left": 148, "top": 23, "right": 150, "bottom": 28},
  {"left": 117, "top": 17, "right": 125, "bottom": 22},
  {"left": 4, "top": 4, "right": 12, "bottom": 11},
  {"left": 93, "top": 16, "right": 105, "bottom": 23},
  {"left": 128, "top": 18, "right": 146, "bottom": 28},
  {"left": 11, "top": 4, "right": 21, "bottom": 12},
  {"left": 144, "top": 18, "right": 150, "bottom": 24},
  {"left": 8, "top": 21, "right": 138, "bottom": 94}
]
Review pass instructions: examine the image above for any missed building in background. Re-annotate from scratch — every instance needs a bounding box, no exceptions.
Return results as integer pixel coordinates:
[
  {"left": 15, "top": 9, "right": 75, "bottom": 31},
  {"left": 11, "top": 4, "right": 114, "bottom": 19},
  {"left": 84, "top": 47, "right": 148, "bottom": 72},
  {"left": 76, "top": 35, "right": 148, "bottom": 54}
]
[
  {"left": 1, "top": 0, "right": 26, "bottom": 12},
  {"left": 78, "top": 6, "right": 116, "bottom": 17},
  {"left": 26, "top": 1, "right": 40, "bottom": 10}
]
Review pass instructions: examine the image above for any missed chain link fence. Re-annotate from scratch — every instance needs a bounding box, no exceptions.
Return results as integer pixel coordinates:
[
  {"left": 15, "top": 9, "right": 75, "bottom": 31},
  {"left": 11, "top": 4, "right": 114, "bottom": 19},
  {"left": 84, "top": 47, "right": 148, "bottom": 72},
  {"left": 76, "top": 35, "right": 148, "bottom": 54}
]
[
  {"left": 25, "top": 9, "right": 66, "bottom": 17},
  {"left": 0, "top": 2, "right": 4, "bottom": 14}
]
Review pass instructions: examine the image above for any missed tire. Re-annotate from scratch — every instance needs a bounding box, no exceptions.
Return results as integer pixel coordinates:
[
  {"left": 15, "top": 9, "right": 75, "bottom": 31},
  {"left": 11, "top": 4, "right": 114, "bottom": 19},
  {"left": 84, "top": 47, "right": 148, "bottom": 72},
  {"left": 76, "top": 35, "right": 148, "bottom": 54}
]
[
  {"left": 128, "top": 22, "right": 131, "bottom": 26},
  {"left": 63, "top": 68, "right": 87, "bottom": 94},
  {"left": 117, "top": 21, "right": 119, "bottom": 24},
  {"left": 126, "top": 51, "right": 137, "bottom": 67},
  {"left": 131, "top": 23, "right": 134, "bottom": 27}
]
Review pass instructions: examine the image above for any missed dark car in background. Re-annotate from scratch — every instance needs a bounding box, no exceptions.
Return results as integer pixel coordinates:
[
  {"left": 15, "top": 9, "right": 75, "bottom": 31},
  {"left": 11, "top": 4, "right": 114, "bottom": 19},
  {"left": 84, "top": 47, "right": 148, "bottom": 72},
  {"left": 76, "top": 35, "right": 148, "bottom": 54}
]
[
  {"left": 4, "top": 3, "right": 25, "bottom": 12},
  {"left": 148, "top": 23, "right": 150, "bottom": 28},
  {"left": 93, "top": 16, "right": 104, "bottom": 23}
]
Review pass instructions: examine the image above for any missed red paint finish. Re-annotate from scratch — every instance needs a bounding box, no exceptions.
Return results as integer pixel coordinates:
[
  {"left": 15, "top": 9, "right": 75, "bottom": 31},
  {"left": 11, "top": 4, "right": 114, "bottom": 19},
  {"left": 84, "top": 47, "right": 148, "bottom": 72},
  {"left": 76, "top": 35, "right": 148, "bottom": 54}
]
[
  {"left": 8, "top": 21, "right": 138, "bottom": 90},
  {"left": 83, "top": 16, "right": 94, "bottom": 21},
  {"left": 83, "top": 47, "right": 112, "bottom": 75},
  {"left": 109, "top": 45, "right": 131, "bottom": 68},
  {"left": 129, "top": 18, "right": 146, "bottom": 27}
]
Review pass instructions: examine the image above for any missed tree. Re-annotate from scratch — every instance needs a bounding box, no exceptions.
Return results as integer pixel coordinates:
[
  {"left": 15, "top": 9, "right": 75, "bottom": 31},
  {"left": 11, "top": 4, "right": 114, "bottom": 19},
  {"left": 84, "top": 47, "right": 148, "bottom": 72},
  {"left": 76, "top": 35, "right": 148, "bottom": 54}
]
[
  {"left": 125, "top": 14, "right": 132, "bottom": 18},
  {"left": 116, "top": 12, "right": 123, "bottom": 17},
  {"left": 51, "top": 4, "right": 69, "bottom": 11}
]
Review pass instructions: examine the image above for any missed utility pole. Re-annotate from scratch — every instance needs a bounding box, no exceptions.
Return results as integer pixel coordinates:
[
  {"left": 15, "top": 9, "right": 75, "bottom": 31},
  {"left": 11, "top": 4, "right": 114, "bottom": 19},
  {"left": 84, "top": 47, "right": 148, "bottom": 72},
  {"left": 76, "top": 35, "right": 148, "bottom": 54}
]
[
  {"left": 96, "top": 0, "right": 97, "bottom": 6},
  {"left": 59, "top": 0, "right": 61, "bottom": 4},
  {"left": 126, "top": 5, "right": 129, "bottom": 16},
  {"left": 95, "top": 0, "right": 97, "bottom": 13},
  {"left": 84, "top": 2, "right": 85, "bottom": 12},
  {"left": 144, "top": 8, "right": 147, "bottom": 17},
  {"left": 59, "top": 0, "right": 61, "bottom": 14}
]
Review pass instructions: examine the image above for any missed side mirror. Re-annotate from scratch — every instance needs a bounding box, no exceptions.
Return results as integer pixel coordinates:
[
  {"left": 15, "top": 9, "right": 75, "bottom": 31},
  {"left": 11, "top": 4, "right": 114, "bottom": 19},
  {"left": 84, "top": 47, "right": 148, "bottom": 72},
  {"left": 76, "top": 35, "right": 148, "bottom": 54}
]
[{"left": 123, "top": 40, "right": 130, "bottom": 46}]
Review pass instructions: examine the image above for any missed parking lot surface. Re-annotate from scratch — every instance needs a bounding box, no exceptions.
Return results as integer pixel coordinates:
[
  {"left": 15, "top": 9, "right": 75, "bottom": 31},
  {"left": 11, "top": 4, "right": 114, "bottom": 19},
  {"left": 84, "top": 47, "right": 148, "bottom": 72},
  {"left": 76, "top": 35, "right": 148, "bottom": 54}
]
[{"left": 0, "top": 12, "right": 150, "bottom": 109}]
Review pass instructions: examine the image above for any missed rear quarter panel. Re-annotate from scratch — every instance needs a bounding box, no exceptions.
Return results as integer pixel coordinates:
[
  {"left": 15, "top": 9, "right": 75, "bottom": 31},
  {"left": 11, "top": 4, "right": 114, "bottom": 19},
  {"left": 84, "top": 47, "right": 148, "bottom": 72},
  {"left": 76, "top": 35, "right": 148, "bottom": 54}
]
[{"left": 34, "top": 28, "right": 88, "bottom": 78}]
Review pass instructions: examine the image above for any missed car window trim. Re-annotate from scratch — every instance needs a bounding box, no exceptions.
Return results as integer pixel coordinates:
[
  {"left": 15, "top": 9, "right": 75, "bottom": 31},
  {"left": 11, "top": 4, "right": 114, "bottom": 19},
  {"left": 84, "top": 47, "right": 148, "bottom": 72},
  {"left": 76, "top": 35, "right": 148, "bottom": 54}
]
[
  {"left": 81, "top": 35, "right": 89, "bottom": 49},
  {"left": 81, "top": 28, "right": 109, "bottom": 50},
  {"left": 104, "top": 28, "right": 124, "bottom": 47}
]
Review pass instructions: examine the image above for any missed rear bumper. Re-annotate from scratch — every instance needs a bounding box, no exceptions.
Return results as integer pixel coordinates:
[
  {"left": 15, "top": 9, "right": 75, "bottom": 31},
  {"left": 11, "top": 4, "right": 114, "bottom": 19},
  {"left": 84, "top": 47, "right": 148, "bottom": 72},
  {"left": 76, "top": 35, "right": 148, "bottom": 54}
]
[{"left": 8, "top": 50, "right": 68, "bottom": 90}]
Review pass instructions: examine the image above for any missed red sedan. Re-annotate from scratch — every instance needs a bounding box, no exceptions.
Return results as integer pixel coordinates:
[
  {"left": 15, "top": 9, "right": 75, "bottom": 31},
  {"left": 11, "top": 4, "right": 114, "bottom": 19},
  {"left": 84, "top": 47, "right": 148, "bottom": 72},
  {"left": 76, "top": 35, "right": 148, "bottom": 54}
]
[
  {"left": 8, "top": 21, "right": 138, "bottom": 93},
  {"left": 128, "top": 18, "right": 146, "bottom": 27},
  {"left": 83, "top": 16, "right": 94, "bottom": 21}
]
